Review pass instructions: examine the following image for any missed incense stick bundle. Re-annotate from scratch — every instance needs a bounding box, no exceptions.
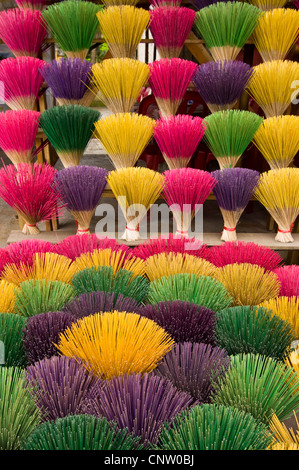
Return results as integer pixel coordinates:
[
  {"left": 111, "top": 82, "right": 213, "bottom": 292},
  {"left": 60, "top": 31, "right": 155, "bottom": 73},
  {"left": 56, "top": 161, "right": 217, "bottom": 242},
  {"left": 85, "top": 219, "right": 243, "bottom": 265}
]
[
  {"left": 107, "top": 167, "right": 164, "bottom": 241},
  {"left": 246, "top": 0, "right": 289, "bottom": 11},
  {"left": 0, "top": 163, "right": 64, "bottom": 235},
  {"left": 149, "top": 6, "right": 196, "bottom": 59},
  {"left": 93, "top": 113, "right": 156, "bottom": 169},
  {"left": 42, "top": 0, "right": 102, "bottom": 60},
  {"left": 0, "top": 313, "right": 28, "bottom": 368},
  {"left": 90, "top": 58, "right": 149, "bottom": 114},
  {"left": 15, "top": 0, "right": 48, "bottom": 10},
  {"left": 0, "top": 8, "right": 47, "bottom": 58},
  {"left": 252, "top": 115, "right": 299, "bottom": 170},
  {"left": 254, "top": 168, "right": 299, "bottom": 242},
  {"left": 54, "top": 234, "right": 128, "bottom": 261},
  {"left": 252, "top": 8, "right": 299, "bottom": 62},
  {"left": 0, "top": 110, "right": 40, "bottom": 166},
  {"left": 0, "top": 57, "right": 45, "bottom": 110},
  {"left": 148, "top": 58, "right": 198, "bottom": 117},
  {"left": 193, "top": 60, "right": 253, "bottom": 114},
  {"left": 0, "top": 280, "right": 17, "bottom": 313},
  {"left": 153, "top": 115, "right": 207, "bottom": 169},
  {"left": 40, "top": 58, "right": 95, "bottom": 107},
  {"left": 53, "top": 166, "right": 108, "bottom": 235},
  {"left": 260, "top": 296, "right": 299, "bottom": 338},
  {"left": 203, "top": 110, "right": 263, "bottom": 169},
  {"left": 163, "top": 168, "right": 217, "bottom": 237},
  {"left": 212, "top": 168, "right": 260, "bottom": 241},
  {"left": 134, "top": 234, "right": 209, "bottom": 260},
  {"left": 97, "top": 6, "right": 150, "bottom": 59},
  {"left": 273, "top": 265, "right": 299, "bottom": 297},
  {"left": 150, "top": 0, "right": 183, "bottom": 6},
  {"left": 247, "top": 60, "right": 299, "bottom": 118},
  {"left": 39, "top": 104, "right": 100, "bottom": 168},
  {"left": 194, "top": 2, "right": 264, "bottom": 61},
  {"left": 268, "top": 413, "right": 299, "bottom": 451},
  {"left": 101, "top": 0, "right": 140, "bottom": 5}
]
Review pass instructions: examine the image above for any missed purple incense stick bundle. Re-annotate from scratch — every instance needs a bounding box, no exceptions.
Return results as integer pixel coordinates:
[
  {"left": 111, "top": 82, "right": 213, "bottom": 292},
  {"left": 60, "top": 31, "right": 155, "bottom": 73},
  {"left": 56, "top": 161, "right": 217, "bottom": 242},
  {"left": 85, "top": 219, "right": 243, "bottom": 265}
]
[
  {"left": 155, "top": 342, "right": 230, "bottom": 403},
  {"left": 212, "top": 168, "right": 260, "bottom": 242},
  {"left": 23, "top": 310, "right": 75, "bottom": 364},
  {"left": 149, "top": 7, "right": 196, "bottom": 59},
  {"left": 62, "top": 291, "right": 140, "bottom": 320},
  {"left": 25, "top": 356, "right": 93, "bottom": 422},
  {"left": 193, "top": 60, "right": 253, "bottom": 114},
  {"left": 40, "top": 58, "right": 95, "bottom": 107},
  {"left": 53, "top": 166, "right": 108, "bottom": 235},
  {"left": 190, "top": 0, "right": 233, "bottom": 10},
  {"left": 139, "top": 300, "right": 216, "bottom": 345},
  {"left": 81, "top": 372, "right": 194, "bottom": 446}
]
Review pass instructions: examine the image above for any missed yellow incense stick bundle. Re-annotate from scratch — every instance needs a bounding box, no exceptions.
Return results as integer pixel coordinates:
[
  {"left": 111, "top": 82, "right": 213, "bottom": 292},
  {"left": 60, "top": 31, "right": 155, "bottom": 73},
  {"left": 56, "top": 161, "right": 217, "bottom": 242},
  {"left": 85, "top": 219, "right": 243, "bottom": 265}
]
[
  {"left": 254, "top": 168, "right": 299, "bottom": 242},
  {"left": 252, "top": 9, "right": 299, "bottom": 62},
  {"left": 0, "top": 280, "right": 17, "bottom": 313},
  {"left": 93, "top": 113, "right": 156, "bottom": 169},
  {"left": 246, "top": 0, "right": 288, "bottom": 11},
  {"left": 260, "top": 296, "right": 299, "bottom": 338},
  {"left": 268, "top": 413, "right": 299, "bottom": 450},
  {"left": 252, "top": 115, "right": 299, "bottom": 169},
  {"left": 97, "top": 6, "right": 150, "bottom": 59}
]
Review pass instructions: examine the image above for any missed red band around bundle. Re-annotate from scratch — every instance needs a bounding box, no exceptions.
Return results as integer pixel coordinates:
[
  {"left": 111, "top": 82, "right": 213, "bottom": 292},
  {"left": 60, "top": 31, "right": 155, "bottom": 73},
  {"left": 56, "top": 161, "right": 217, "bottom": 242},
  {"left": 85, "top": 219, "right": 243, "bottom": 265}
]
[
  {"left": 126, "top": 226, "right": 139, "bottom": 232},
  {"left": 278, "top": 223, "right": 294, "bottom": 234},
  {"left": 77, "top": 228, "right": 90, "bottom": 233},
  {"left": 223, "top": 226, "right": 236, "bottom": 232},
  {"left": 26, "top": 223, "right": 36, "bottom": 227}
]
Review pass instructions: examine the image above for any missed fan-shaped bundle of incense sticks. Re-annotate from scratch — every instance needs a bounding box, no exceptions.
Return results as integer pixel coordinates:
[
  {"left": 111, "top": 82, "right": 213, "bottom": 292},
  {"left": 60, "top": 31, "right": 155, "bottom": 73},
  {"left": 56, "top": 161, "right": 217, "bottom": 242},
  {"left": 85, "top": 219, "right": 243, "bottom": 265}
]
[
  {"left": 139, "top": 300, "right": 216, "bottom": 344},
  {"left": 26, "top": 356, "right": 93, "bottom": 421},
  {"left": 206, "top": 241, "right": 283, "bottom": 271},
  {"left": 190, "top": 0, "right": 232, "bottom": 8},
  {"left": 97, "top": 6, "right": 150, "bottom": 59},
  {"left": 53, "top": 166, "right": 108, "bottom": 235},
  {"left": 153, "top": 115, "right": 207, "bottom": 169},
  {"left": 3, "top": 239, "right": 55, "bottom": 269},
  {"left": 212, "top": 168, "right": 260, "bottom": 241},
  {"left": 72, "top": 248, "right": 145, "bottom": 278},
  {"left": 193, "top": 60, "right": 253, "bottom": 114},
  {"left": 0, "top": 8, "right": 47, "bottom": 58},
  {"left": 148, "top": 58, "right": 198, "bottom": 117},
  {"left": 203, "top": 110, "right": 263, "bottom": 169},
  {"left": 101, "top": 0, "right": 140, "bottom": 5},
  {"left": 247, "top": 0, "right": 288, "bottom": 9},
  {"left": 247, "top": 60, "right": 299, "bottom": 118},
  {"left": 90, "top": 58, "right": 149, "bottom": 114},
  {"left": 39, "top": 105, "right": 100, "bottom": 168},
  {"left": 63, "top": 291, "right": 139, "bottom": 319},
  {"left": 0, "top": 57, "right": 45, "bottom": 110},
  {"left": 21, "top": 414, "right": 143, "bottom": 450},
  {"left": 215, "top": 263, "right": 280, "bottom": 306},
  {"left": 0, "top": 313, "right": 28, "bottom": 368},
  {"left": 252, "top": 8, "right": 299, "bottom": 62},
  {"left": 14, "top": 279, "right": 75, "bottom": 317},
  {"left": 150, "top": 0, "right": 183, "bottom": 6},
  {"left": 56, "top": 311, "right": 174, "bottom": 379},
  {"left": 163, "top": 168, "right": 216, "bottom": 237},
  {"left": 194, "top": 2, "right": 264, "bottom": 61},
  {"left": 211, "top": 353, "right": 299, "bottom": 424},
  {"left": 260, "top": 296, "right": 299, "bottom": 338},
  {"left": 148, "top": 273, "right": 233, "bottom": 311},
  {"left": 254, "top": 168, "right": 299, "bottom": 242},
  {"left": 15, "top": 0, "right": 48, "bottom": 10},
  {"left": 81, "top": 373, "right": 193, "bottom": 447},
  {"left": 273, "top": 265, "right": 299, "bottom": 297},
  {"left": 23, "top": 311, "right": 75, "bottom": 364},
  {"left": 107, "top": 167, "right": 164, "bottom": 241},
  {"left": 93, "top": 113, "right": 156, "bottom": 169},
  {"left": 40, "top": 58, "right": 95, "bottom": 107},
  {"left": 42, "top": 0, "right": 102, "bottom": 60},
  {"left": 149, "top": 6, "right": 195, "bottom": 59},
  {"left": 54, "top": 234, "right": 128, "bottom": 261},
  {"left": 1, "top": 252, "right": 77, "bottom": 286},
  {"left": 145, "top": 252, "right": 217, "bottom": 282},
  {"left": 0, "top": 163, "right": 64, "bottom": 235},
  {"left": 0, "top": 367, "right": 41, "bottom": 450},
  {"left": 158, "top": 403, "right": 272, "bottom": 450},
  {"left": 134, "top": 233, "right": 209, "bottom": 260},
  {"left": 156, "top": 342, "right": 230, "bottom": 403},
  {"left": 285, "top": 347, "right": 299, "bottom": 374},
  {"left": 0, "top": 110, "right": 40, "bottom": 166},
  {"left": 0, "top": 280, "right": 17, "bottom": 313},
  {"left": 71, "top": 266, "right": 149, "bottom": 304},
  {"left": 215, "top": 305, "right": 295, "bottom": 361},
  {"left": 252, "top": 115, "right": 299, "bottom": 170},
  {"left": 268, "top": 413, "right": 299, "bottom": 451}
]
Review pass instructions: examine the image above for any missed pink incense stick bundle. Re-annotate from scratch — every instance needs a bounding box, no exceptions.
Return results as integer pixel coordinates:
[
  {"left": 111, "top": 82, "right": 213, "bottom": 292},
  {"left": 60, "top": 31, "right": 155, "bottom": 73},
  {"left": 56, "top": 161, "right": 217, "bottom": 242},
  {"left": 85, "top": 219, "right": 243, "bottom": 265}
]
[
  {"left": 148, "top": 58, "right": 198, "bottom": 117},
  {"left": 0, "top": 163, "right": 64, "bottom": 235},
  {"left": 163, "top": 167, "right": 217, "bottom": 237},
  {"left": 273, "top": 265, "right": 299, "bottom": 298},
  {"left": 0, "top": 110, "right": 40, "bottom": 166},
  {"left": 149, "top": 7, "right": 196, "bottom": 59},
  {"left": 153, "top": 114, "right": 207, "bottom": 169},
  {"left": 0, "top": 8, "right": 47, "bottom": 58},
  {"left": 0, "top": 57, "right": 45, "bottom": 110}
]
